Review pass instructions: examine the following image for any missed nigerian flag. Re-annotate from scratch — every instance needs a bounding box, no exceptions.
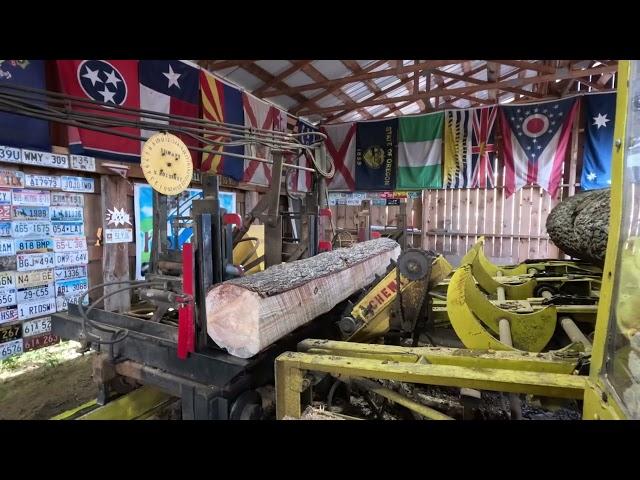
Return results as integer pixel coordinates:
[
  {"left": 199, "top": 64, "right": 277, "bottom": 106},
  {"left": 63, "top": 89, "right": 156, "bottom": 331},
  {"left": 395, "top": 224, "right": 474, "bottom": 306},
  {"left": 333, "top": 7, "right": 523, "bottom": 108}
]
[{"left": 396, "top": 112, "right": 444, "bottom": 189}]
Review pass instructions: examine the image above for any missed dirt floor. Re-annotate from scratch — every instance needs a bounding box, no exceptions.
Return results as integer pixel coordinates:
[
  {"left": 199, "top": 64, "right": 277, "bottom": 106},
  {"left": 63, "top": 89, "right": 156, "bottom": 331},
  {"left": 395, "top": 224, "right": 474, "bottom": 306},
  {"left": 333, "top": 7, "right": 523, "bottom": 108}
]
[{"left": 0, "top": 341, "right": 97, "bottom": 420}]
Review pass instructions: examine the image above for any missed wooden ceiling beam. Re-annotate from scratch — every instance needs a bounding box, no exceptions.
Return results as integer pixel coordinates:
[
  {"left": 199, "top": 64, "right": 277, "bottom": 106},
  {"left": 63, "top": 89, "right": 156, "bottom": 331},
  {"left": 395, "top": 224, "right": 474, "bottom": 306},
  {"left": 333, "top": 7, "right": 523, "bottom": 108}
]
[
  {"left": 490, "top": 60, "right": 557, "bottom": 74},
  {"left": 201, "top": 60, "right": 256, "bottom": 71},
  {"left": 433, "top": 67, "right": 545, "bottom": 99},
  {"left": 253, "top": 60, "right": 312, "bottom": 97}
]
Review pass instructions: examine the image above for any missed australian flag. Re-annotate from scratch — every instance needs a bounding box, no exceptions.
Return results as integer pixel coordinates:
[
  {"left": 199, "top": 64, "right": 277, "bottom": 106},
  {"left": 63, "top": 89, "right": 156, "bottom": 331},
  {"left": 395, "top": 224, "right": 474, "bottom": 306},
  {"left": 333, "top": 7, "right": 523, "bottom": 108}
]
[
  {"left": 581, "top": 93, "right": 615, "bottom": 190},
  {"left": 0, "top": 60, "right": 51, "bottom": 151}
]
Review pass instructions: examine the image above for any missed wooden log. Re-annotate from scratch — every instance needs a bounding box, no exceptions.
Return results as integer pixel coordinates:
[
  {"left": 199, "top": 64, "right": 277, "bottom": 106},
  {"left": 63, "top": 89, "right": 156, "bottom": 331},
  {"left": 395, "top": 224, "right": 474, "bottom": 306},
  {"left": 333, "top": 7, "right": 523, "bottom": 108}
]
[{"left": 206, "top": 238, "right": 401, "bottom": 358}]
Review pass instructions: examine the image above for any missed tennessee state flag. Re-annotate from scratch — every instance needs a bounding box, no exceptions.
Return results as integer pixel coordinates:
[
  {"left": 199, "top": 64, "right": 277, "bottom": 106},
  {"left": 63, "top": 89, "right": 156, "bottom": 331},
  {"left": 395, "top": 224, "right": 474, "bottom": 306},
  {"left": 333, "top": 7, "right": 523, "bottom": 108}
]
[{"left": 56, "top": 60, "right": 140, "bottom": 162}]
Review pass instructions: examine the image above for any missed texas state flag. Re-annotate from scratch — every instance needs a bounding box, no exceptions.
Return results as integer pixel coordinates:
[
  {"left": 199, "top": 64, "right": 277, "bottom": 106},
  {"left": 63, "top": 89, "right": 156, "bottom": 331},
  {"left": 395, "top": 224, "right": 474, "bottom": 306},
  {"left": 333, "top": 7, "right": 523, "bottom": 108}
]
[{"left": 139, "top": 60, "right": 201, "bottom": 167}]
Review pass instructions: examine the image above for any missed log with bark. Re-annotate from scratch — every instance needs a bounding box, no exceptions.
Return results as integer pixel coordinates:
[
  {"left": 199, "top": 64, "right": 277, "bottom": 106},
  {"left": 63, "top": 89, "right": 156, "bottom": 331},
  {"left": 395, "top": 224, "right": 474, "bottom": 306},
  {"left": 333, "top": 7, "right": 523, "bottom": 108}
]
[
  {"left": 545, "top": 188, "right": 610, "bottom": 266},
  {"left": 205, "top": 238, "right": 401, "bottom": 358}
]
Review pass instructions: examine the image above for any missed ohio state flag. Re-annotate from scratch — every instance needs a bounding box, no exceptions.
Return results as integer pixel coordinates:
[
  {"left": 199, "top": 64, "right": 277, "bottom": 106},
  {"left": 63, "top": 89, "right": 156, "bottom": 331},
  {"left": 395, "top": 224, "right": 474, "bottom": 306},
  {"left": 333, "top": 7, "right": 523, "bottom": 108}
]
[{"left": 56, "top": 60, "right": 141, "bottom": 162}]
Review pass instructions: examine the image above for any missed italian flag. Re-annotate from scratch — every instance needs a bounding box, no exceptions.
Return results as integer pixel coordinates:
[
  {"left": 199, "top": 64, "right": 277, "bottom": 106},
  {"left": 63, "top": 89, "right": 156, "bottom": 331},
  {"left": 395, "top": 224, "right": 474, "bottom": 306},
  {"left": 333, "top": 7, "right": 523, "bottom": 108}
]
[{"left": 396, "top": 112, "right": 444, "bottom": 189}]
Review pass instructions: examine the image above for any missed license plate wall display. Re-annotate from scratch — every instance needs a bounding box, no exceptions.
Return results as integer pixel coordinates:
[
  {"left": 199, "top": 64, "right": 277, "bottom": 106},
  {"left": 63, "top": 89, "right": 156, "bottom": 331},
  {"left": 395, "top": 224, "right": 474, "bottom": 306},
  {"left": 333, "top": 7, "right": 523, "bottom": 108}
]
[{"left": 0, "top": 150, "right": 91, "bottom": 358}]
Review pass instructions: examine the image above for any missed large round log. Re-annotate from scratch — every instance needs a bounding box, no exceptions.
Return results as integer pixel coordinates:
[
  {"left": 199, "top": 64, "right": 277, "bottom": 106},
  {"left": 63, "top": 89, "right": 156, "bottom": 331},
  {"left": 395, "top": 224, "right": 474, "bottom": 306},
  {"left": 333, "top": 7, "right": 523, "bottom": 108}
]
[
  {"left": 206, "top": 238, "right": 401, "bottom": 358},
  {"left": 545, "top": 188, "right": 610, "bottom": 266}
]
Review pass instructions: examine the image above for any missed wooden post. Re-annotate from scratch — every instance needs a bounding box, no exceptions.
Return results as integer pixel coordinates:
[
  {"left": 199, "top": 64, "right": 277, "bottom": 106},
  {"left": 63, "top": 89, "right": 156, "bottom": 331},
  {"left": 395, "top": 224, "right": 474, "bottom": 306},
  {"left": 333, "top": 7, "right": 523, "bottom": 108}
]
[
  {"left": 101, "top": 175, "right": 131, "bottom": 313},
  {"left": 568, "top": 100, "right": 581, "bottom": 197}
]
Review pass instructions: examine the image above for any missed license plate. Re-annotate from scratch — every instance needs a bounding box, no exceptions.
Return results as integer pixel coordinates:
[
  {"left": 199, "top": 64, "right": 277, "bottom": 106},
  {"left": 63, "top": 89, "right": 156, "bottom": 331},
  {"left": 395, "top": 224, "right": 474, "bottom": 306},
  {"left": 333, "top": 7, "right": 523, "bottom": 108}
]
[
  {"left": 16, "top": 283, "right": 54, "bottom": 303},
  {"left": 0, "top": 271, "right": 15, "bottom": 289},
  {"left": 11, "top": 189, "right": 50, "bottom": 206},
  {"left": 16, "top": 252, "right": 55, "bottom": 272},
  {"left": 0, "top": 238, "right": 15, "bottom": 257},
  {"left": 0, "top": 290, "right": 17, "bottom": 307},
  {"left": 14, "top": 238, "right": 54, "bottom": 253},
  {"left": 11, "top": 205, "right": 50, "bottom": 221},
  {"left": 50, "top": 206, "right": 83, "bottom": 222},
  {"left": 0, "top": 205, "right": 10, "bottom": 220},
  {"left": 23, "top": 332, "right": 58, "bottom": 352},
  {"left": 51, "top": 192, "right": 84, "bottom": 207},
  {"left": 16, "top": 269, "right": 54, "bottom": 289},
  {"left": 0, "top": 322, "right": 21, "bottom": 343},
  {"left": 0, "top": 145, "right": 22, "bottom": 164},
  {"left": 69, "top": 155, "right": 96, "bottom": 172},
  {"left": 53, "top": 236, "right": 87, "bottom": 252},
  {"left": 0, "top": 189, "right": 11, "bottom": 205},
  {"left": 0, "top": 306, "right": 18, "bottom": 325},
  {"left": 11, "top": 221, "right": 52, "bottom": 238},
  {"left": 54, "top": 250, "right": 88, "bottom": 266},
  {"left": 61, "top": 176, "right": 94, "bottom": 193},
  {"left": 0, "top": 222, "right": 10, "bottom": 237},
  {"left": 56, "top": 277, "right": 88, "bottom": 297},
  {"left": 54, "top": 265, "right": 87, "bottom": 281},
  {"left": 56, "top": 294, "right": 89, "bottom": 312},
  {"left": 51, "top": 222, "right": 84, "bottom": 236},
  {"left": 22, "top": 316, "right": 52, "bottom": 338},
  {"left": 0, "top": 338, "right": 23, "bottom": 360},
  {"left": 18, "top": 298, "right": 56, "bottom": 320},
  {"left": 21, "top": 149, "right": 69, "bottom": 169},
  {"left": 105, "top": 228, "right": 133, "bottom": 244},
  {"left": 0, "top": 168, "right": 24, "bottom": 189},
  {"left": 24, "top": 174, "right": 60, "bottom": 189}
]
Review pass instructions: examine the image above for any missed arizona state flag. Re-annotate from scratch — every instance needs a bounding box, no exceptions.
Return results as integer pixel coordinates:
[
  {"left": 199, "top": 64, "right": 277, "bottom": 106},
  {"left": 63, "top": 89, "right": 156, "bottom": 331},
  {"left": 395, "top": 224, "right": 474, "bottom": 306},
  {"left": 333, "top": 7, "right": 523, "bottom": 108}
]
[
  {"left": 56, "top": 60, "right": 141, "bottom": 162},
  {"left": 355, "top": 119, "right": 398, "bottom": 191}
]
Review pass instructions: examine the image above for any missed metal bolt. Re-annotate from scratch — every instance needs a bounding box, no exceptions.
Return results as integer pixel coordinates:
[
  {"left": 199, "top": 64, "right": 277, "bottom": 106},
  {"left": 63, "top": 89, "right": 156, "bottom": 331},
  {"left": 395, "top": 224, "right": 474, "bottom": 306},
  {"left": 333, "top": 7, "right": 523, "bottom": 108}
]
[{"left": 615, "top": 139, "right": 622, "bottom": 150}]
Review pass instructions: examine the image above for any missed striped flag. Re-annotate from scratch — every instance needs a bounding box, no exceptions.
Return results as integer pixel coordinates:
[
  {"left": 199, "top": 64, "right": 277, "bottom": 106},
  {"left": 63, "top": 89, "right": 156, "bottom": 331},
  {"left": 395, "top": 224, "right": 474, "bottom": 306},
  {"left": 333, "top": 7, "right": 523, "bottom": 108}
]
[
  {"left": 324, "top": 123, "right": 356, "bottom": 192},
  {"left": 500, "top": 98, "right": 578, "bottom": 198},
  {"left": 443, "top": 109, "right": 473, "bottom": 188},
  {"left": 396, "top": 112, "right": 443, "bottom": 189}
]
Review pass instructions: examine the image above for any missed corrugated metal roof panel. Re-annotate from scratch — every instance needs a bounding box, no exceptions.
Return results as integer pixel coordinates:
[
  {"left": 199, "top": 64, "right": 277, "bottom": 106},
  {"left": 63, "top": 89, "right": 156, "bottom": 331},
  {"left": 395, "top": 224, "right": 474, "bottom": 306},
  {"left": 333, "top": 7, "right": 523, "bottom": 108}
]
[
  {"left": 286, "top": 70, "right": 316, "bottom": 87},
  {"left": 315, "top": 95, "right": 343, "bottom": 108},
  {"left": 269, "top": 95, "right": 299, "bottom": 110},
  {"left": 311, "top": 60, "right": 351, "bottom": 79},
  {"left": 223, "top": 69, "right": 263, "bottom": 91},
  {"left": 255, "top": 60, "right": 292, "bottom": 75}
]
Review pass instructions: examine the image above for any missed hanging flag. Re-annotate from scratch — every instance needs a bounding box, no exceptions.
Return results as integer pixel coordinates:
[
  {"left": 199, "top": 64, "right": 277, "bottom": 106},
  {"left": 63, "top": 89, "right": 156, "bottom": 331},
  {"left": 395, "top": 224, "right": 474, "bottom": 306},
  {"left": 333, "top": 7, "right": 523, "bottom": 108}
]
[
  {"left": 0, "top": 60, "right": 51, "bottom": 151},
  {"left": 56, "top": 60, "right": 140, "bottom": 162},
  {"left": 323, "top": 123, "right": 356, "bottom": 192},
  {"left": 355, "top": 119, "right": 398, "bottom": 191},
  {"left": 396, "top": 112, "right": 443, "bottom": 189},
  {"left": 470, "top": 106, "right": 498, "bottom": 188},
  {"left": 500, "top": 97, "right": 578, "bottom": 198},
  {"left": 242, "top": 93, "right": 287, "bottom": 186},
  {"left": 581, "top": 93, "right": 616, "bottom": 190},
  {"left": 443, "top": 109, "right": 473, "bottom": 188},
  {"left": 295, "top": 119, "right": 319, "bottom": 192},
  {"left": 199, "top": 70, "right": 245, "bottom": 181},
  {"left": 139, "top": 60, "right": 200, "bottom": 167}
]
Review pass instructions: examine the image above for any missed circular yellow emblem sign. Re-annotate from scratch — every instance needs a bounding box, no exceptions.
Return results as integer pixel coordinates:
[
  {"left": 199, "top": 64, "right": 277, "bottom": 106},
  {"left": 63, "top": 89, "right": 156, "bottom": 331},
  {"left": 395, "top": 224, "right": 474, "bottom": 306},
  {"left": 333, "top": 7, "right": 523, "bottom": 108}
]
[
  {"left": 141, "top": 132, "right": 193, "bottom": 195},
  {"left": 363, "top": 146, "right": 385, "bottom": 169}
]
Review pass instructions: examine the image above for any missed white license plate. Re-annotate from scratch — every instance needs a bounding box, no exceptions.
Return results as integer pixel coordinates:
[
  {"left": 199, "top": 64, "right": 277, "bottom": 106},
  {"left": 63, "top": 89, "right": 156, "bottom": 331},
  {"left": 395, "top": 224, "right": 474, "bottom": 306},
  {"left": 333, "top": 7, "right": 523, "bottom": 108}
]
[
  {"left": 104, "top": 228, "right": 133, "bottom": 244},
  {"left": 53, "top": 236, "right": 87, "bottom": 252},
  {"left": 18, "top": 298, "right": 56, "bottom": 320},
  {"left": 11, "top": 206, "right": 49, "bottom": 221},
  {"left": 22, "top": 316, "right": 52, "bottom": 338},
  {"left": 51, "top": 192, "right": 84, "bottom": 207},
  {"left": 0, "top": 238, "right": 15, "bottom": 257},
  {"left": 0, "top": 205, "right": 10, "bottom": 221},
  {"left": 0, "top": 339, "right": 23, "bottom": 360},
  {"left": 0, "top": 168, "right": 24, "bottom": 189},
  {"left": 15, "top": 238, "right": 54, "bottom": 253},
  {"left": 0, "top": 271, "right": 15, "bottom": 289},
  {"left": 11, "top": 189, "right": 50, "bottom": 206},
  {"left": 69, "top": 155, "right": 96, "bottom": 172},
  {"left": 0, "top": 188, "right": 11, "bottom": 204},
  {"left": 17, "top": 283, "right": 54, "bottom": 303},
  {"left": 0, "top": 290, "right": 17, "bottom": 307},
  {"left": 0, "top": 145, "right": 22, "bottom": 164},
  {"left": 61, "top": 176, "right": 94, "bottom": 193},
  {"left": 16, "top": 269, "right": 54, "bottom": 289},
  {"left": 21, "top": 149, "right": 69, "bottom": 168},
  {"left": 56, "top": 277, "right": 88, "bottom": 297},
  {"left": 16, "top": 252, "right": 55, "bottom": 272},
  {"left": 24, "top": 174, "right": 60, "bottom": 189},
  {"left": 50, "top": 206, "right": 84, "bottom": 222},
  {"left": 0, "top": 222, "right": 11, "bottom": 237},
  {"left": 51, "top": 222, "right": 84, "bottom": 236},
  {"left": 0, "top": 306, "right": 18, "bottom": 325},
  {"left": 56, "top": 294, "right": 89, "bottom": 312},
  {"left": 54, "top": 249, "right": 88, "bottom": 266},
  {"left": 54, "top": 265, "right": 87, "bottom": 281},
  {"left": 11, "top": 221, "right": 52, "bottom": 237}
]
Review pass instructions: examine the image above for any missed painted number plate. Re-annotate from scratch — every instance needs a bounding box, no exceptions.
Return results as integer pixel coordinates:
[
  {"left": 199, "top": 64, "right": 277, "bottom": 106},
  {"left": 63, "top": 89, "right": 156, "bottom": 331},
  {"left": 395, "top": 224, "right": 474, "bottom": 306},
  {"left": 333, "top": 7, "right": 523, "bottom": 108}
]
[
  {"left": 16, "top": 269, "right": 54, "bottom": 289},
  {"left": 11, "top": 206, "right": 49, "bottom": 221},
  {"left": 0, "top": 168, "right": 24, "bottom": 189},
  {"left": 17, "top": 283, "right": 54, "bottom": 303},
  {"left": 56, "top": 277, "right": 88, "bottom": 297},
  {"left": 22, "top": 316, "right": 52, "bottom": 338},
  {"left": 0, "top": 145, "right": 22, "bottom": 164},
  {"left": 53, "top": 237, "right": 87, "bottom": 252},
  {"left": 61, "top": 176, "right": 94, "bottom": 193},
  {"left": 0, "top": 271, "right": 15, "bottom": 289},
  {"left": 50, "top": 206, "right": 83, "bottom": 222},
  {"left": 51, "top": 222, "right": 84, "bottom": 236},
  {"left": 69, "top": 155, "right": 96, "bottom": 172},
  {"left": 24, "top": 174, "right": 60, "bottom": 190},
  {"left": 54, "top": 250, "right": 88, "bottom": 266},
  {"left": 11, "top": 221, "right": 52, "bottom": 238},
  {"left": 18, "top": 298, "right": 56, "bottom": 320},
  {"left": 0, "top": 238, "right": 15, "bottom": 257},
  {"left": 21, "top": 149, "right": 69, "bottom": 168},
  {"left": 0, "top": 322, "right": 21, "bottom": 343},
  {"left": 54, "top": 265, "right": 87, "bottom": 282},
  {"left": 23, "top": 333, "right": 58, "bottom": 352},
  {"left": 17, "top": 252, "right": 55, "bottom": 272},
  {"left": 56, "top": 294, "right": 89, "bottom": 312},
  {"left": 15, "top": 238, "right": 54, "bottom": 253},
  {"left": 51, "top": 192, "right": 84, "bottom": 207},
  {"left": 0, "top": 339, "right": 23, "bottom": 360},
  {"left": 11, "top": 189, "right": 50, "bottom": 206},
  {"left": 0, "top": 205, "right": 9, "bottom": 221},
  {"left": 0, "top": 290, "right": 17, "bottom": 307},
  {"left": 0, "top": 306, "right": 18, "bottom": 325}
]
